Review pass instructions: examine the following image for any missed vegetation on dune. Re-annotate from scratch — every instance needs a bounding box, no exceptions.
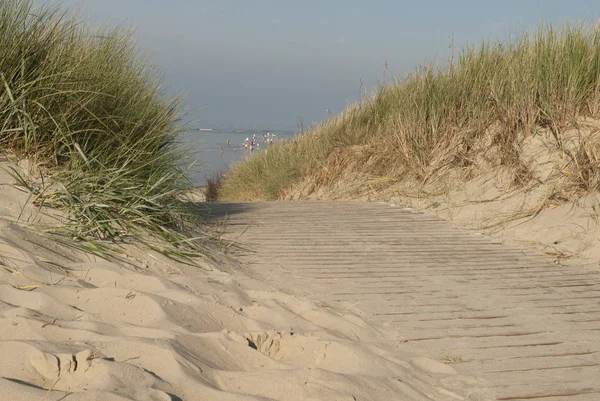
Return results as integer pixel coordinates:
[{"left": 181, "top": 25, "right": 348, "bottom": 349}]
[
  {"left": 0, "top": 0, "right": 203, "bottom": 249},
  {"left": 219, "top": 23, "right": 600, "bottom": 201}
]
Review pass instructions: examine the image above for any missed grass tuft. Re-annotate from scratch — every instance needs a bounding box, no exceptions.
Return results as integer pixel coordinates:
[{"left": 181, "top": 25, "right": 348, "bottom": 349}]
[
  {"left": 205, "top": 171, "right": 224, "bottom": 202},
  {"left": 219, "top": 23, "right": 600, "bottom": 202},
  {"left": 0, "top": 0, "right": 204, "bottom": 249}
]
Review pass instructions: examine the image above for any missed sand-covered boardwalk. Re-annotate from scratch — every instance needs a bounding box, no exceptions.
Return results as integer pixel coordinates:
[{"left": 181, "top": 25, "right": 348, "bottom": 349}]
[
  {"left": 205, "top": 201, "right": 600, "bottom": 401},
  {"left": 2, "top": 163, "right": 485, "bottom": 401}
]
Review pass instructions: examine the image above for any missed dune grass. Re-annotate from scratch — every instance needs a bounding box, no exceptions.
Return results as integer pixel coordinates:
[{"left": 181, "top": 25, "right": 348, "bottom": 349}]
[
  {"left": 0, "top": 0, "right": 203, "bottom": 249},
  {"left": 219, "top": 23, "right": 600, "bottom": 201}
]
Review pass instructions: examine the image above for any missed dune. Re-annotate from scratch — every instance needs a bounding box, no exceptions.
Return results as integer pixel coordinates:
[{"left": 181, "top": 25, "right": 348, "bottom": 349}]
[{"left": 0, "top": 158, "right": 478, "bottom": 400}]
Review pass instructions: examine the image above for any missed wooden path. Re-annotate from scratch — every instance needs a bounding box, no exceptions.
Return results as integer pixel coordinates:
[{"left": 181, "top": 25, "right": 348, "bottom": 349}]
[{"left": 202, "top": 201, "right": 600, "bottom": 401}]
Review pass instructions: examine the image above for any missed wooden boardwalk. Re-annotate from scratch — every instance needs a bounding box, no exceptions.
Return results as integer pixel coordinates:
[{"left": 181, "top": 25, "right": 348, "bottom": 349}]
[{"left": 203, "top": 201, "right": 600, "bottom": 401}]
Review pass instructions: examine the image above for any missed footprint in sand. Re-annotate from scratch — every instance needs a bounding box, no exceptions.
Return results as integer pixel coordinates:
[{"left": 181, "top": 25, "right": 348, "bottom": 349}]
[
  {"left": 31, "top": 349, "right": 95, "bottom": 380},
  {"left": 227, "top": 329, "right": 405, "bottom": 377},
  {"left": 1, "top": 341, "right": 176, "bottom": 400}
]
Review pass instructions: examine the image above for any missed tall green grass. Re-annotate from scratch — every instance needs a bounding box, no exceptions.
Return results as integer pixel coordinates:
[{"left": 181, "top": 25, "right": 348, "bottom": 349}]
[
  {"left": 219, "top": 23, "right": 600, "bottom": 201},
  {"left": 0, "top": 0, "right": 197, "bottom": 244}
]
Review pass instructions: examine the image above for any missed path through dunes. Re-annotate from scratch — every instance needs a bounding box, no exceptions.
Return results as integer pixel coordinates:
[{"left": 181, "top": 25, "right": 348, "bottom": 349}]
[{"left": 203, "top": 201, "right": 600, "bottom": 401}]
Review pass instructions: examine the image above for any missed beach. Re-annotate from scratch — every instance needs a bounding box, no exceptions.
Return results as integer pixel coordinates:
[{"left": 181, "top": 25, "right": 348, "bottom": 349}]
[
  {"left": 4, "top": 2, "right": 600, "bottom": 399},
  {"left": 0, "top": 158, "right": 469, "bottom": 401},
  {"left": 183, "top": 129, "right": 294, "bottom": 186}
]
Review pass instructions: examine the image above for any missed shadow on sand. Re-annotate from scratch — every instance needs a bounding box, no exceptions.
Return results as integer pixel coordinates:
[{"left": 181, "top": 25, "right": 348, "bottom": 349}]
[{"left": 187, "top": 201, "right": 259, "bottom": 223}]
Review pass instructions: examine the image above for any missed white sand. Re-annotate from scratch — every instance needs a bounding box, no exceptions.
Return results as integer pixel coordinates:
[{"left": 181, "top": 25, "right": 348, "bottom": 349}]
[
  {"left": 0, "top": 159, "right": 466, "bottom": 400},
  {"left": 287, "top": 118, "right": 600, "bottom": 270},
  {"left": 387, "top": 122, "right": 600, "bottom": 269}
]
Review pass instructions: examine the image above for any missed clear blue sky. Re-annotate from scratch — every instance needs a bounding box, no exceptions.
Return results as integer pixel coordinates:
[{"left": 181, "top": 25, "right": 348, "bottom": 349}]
[{"left": 44, "top": 0, "right": 600, "bottom": 130}]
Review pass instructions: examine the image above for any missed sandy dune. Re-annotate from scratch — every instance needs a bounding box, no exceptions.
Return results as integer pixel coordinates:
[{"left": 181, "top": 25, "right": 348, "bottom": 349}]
[{"left": 0, "top": 160, "right": 468, "bottom": 400}]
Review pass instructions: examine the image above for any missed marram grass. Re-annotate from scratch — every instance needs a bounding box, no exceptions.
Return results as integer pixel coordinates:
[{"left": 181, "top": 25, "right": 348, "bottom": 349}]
[
  {"left": 0, "top": 0, "right": 203, "bottom": 248},
  {"left": 219, "top": 23, "right": 600, "bottom": 201}
]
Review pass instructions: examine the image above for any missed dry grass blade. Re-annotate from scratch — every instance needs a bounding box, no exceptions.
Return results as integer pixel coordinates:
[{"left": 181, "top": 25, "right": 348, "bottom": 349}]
[{"left": 219, "top": 23, "right": 600, "bottom": 207}]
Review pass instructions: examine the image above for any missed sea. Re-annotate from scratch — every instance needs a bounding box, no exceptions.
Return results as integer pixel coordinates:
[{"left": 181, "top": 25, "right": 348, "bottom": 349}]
[{"left": 181, "top": 128, "right": 296, "bottom": 186}]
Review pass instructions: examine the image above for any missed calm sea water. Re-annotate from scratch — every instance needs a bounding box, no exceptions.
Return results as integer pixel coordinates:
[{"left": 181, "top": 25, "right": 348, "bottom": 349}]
[{"left": 181, "top": 128, "right": 296, "bottom": 186}]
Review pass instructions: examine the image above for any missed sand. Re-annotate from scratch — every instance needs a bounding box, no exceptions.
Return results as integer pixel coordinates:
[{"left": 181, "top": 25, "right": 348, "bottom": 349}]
[
  {"left": 285, "top": 119, "right": 600, "bottom": 270},
  {"left": 0, "top": 158, "right": 469, "bottom": 400},
  {"left": 203, "top": 200, "right": 600, "bottom": 400},
  {"left": 386, "top": 123, "right": 600, "bottom": 269}
]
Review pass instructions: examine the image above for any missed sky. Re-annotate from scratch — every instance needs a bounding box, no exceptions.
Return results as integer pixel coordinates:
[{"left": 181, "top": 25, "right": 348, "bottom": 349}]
[{"left": 42, "top": 0, "right": 600, "bottom": 130}]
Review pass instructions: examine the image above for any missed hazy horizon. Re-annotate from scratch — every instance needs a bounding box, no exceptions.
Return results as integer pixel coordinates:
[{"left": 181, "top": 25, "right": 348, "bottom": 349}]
[{"left": 41, "top": 1, "right": 600, "bottom": 131}]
